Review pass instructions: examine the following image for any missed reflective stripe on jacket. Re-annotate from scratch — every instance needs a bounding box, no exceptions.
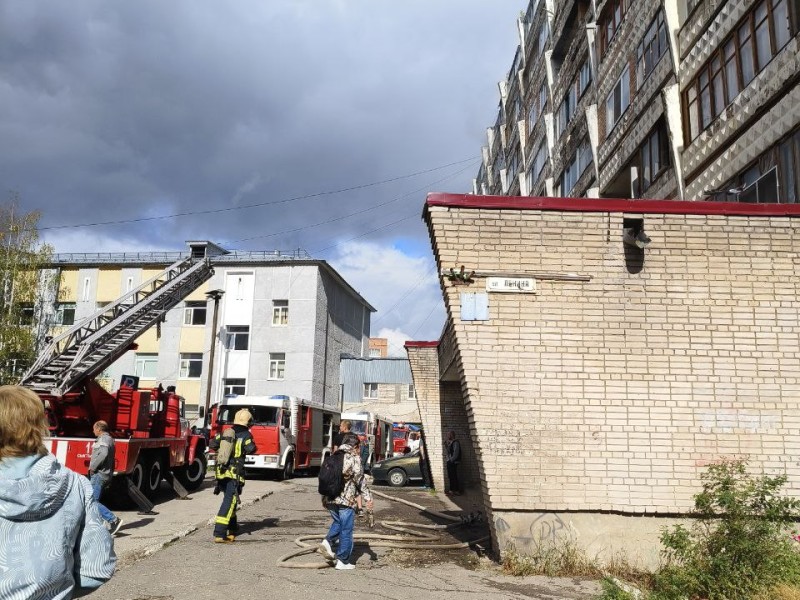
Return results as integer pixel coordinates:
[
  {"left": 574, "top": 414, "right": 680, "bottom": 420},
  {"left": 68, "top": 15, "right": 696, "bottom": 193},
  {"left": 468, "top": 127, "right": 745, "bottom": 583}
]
[{"left": 210, "top": 425, "right": 257, "bottom": 483}]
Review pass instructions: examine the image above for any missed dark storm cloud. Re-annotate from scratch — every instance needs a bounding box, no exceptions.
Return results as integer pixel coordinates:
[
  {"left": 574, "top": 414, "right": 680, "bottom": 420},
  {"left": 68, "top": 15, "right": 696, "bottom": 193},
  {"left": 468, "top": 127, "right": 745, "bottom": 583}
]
[{"left": 1, "top": 0, "right": 523, "bottom": 338}]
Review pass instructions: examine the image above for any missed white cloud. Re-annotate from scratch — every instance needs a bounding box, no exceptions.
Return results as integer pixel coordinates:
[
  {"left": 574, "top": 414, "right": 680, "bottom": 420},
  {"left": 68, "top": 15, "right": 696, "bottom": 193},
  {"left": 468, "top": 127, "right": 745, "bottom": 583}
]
[{"left": 329, "top": 240, "right": 444, "bottom": 344}]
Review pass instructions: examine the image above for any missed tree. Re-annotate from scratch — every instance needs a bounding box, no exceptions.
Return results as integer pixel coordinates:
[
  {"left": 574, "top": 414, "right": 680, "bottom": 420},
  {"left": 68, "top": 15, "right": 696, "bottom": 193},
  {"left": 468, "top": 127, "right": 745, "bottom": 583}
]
[{"left": 0, "top": 197, "right": 53, "bottom": 385}]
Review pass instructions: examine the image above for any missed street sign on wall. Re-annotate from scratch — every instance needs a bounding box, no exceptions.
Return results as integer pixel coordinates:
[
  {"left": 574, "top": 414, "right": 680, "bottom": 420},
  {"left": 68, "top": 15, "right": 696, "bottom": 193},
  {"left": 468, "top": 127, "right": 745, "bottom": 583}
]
[{"left": 485, "top": 277, "right": 536, "bottom": 293}]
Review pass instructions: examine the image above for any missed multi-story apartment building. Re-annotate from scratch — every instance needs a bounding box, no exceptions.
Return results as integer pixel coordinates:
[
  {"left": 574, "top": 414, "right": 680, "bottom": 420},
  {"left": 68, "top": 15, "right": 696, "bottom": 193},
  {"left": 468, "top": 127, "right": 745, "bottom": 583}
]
[
  {"left": 42, "top": 241, "right": 374, "bottom": 414},
  {"left": 474, "top": 0, "right": 798, "bottom": 205}
]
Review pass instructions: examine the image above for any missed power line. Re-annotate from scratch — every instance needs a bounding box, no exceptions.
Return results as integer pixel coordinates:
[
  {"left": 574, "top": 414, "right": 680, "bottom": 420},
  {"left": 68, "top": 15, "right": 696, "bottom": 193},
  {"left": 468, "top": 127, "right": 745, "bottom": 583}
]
[
  {"left": 228, "top": 159, "right": 478, "bottom": 246},
  {"left": 33, "top": 156, "right": 478, "bottom": 233}
]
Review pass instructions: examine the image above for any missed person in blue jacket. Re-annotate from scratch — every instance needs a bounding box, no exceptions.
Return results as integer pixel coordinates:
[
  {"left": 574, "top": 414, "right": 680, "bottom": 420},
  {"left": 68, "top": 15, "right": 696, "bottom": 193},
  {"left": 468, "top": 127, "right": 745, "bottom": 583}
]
[{"left": 0, "top": 385, "right": 116, "bottom": 599}]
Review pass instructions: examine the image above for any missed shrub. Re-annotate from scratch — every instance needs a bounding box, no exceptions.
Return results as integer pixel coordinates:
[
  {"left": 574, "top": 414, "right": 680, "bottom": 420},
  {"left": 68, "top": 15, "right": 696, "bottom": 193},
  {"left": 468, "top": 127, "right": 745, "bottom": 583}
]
[{"left": 652, "top": 459, "right": 800, "bottom": 600}]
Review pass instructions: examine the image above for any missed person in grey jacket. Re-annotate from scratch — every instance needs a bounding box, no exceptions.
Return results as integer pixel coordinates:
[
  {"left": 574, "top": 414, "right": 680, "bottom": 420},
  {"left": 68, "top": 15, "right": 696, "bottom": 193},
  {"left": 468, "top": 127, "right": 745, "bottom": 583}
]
[
  {"left": 89, "top": 420, "right": 123, "bottom": 535},
  {"left": 0, "top": 385, "right": 116, "bottom": 599}
]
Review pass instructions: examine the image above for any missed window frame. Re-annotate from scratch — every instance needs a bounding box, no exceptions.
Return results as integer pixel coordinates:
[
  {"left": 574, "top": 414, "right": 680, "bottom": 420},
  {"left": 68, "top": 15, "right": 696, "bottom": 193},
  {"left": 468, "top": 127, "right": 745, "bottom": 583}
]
[
  {"left": 225, "top": 325, "right": 250, "bottom": 351},
  {"left": 223, "top": 377, "right": 247, "bottom": 396},
  {"left": 684, "top": 0, "right": 792, "bottom": 142},
  {"left": 605, "top": 65, "right": 630, "bottom": 137},
  {"left": 363, "top": 382, "right": 379, "bottom": 399},
  {"left": 636, "top": 10, "right": 668, "bottom": 87},
  {"left": 268, "top": 352, "right": 286, "bottom": 380},
  {"left": 183, "top": 301, "right": 207, "bottom": 326},
  {"left": 599, "top": 0, "right": 625, "bottom": 56},
  {"left": 54, "top": 302, "right": 76, "bottom": 326},
  {"left": 272, "top": 299, "right": 289, "bottom": 326},
  {"left": 134, "top": 353, "right": 159, "bottom": 379},
  {"left": 179, "top": 352, "right": 203, "bottom": 379}
]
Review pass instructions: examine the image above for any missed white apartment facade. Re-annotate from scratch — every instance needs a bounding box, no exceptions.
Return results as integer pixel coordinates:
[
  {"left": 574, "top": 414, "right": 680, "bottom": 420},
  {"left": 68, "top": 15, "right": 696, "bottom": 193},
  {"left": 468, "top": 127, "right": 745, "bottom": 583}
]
[{"left": 43, "top": 242, "right": 374, "bottom": 414}]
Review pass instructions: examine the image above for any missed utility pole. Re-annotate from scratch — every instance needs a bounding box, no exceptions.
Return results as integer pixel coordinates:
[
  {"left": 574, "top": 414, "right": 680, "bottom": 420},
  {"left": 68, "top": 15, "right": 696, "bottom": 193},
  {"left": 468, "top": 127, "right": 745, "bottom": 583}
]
[{"left": 203, "top": 289, "right": 224, "bottom": 427}]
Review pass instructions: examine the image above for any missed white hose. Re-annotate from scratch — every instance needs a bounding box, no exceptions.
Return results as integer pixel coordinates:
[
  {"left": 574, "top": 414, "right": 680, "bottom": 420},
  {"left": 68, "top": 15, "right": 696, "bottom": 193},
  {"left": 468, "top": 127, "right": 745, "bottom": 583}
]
[{"left": 276, "top": 489, "right": 488, "bottom": 569}]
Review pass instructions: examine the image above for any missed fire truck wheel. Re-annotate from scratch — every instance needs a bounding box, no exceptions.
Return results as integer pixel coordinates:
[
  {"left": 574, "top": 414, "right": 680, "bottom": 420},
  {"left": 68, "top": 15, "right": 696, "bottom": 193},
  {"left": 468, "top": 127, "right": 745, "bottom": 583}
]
[
  {"left": 175, "top": 453, "right": 207, "bottom": 491},
  {"left": 143, "top": 456, "right": 164, "bottom": 497},
  {"left": 279, "top": 453, "right": 295, "bottom": 481},
  {"left": 388, "top": 468, "right": 408, "bottom": 488},
  {"left": 129, "top": 461, "right": 146, "bottom": 493}
]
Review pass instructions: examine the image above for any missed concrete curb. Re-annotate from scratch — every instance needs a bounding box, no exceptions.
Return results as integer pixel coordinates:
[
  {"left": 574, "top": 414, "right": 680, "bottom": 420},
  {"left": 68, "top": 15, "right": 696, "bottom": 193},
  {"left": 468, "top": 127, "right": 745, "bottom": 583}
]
[{"left": 120, "top": 489, "right": 276, "bottom": 566}]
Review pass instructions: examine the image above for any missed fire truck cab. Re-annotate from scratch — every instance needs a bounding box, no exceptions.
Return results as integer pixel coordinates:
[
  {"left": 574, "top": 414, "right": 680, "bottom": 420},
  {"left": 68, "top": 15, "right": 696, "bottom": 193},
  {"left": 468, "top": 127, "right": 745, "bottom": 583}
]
[
  {"left": 209, "top": 394, "right": 338, "bottom": 479},
  {"left": 341, "top": 409, "right": 393, "bottom": 469}
]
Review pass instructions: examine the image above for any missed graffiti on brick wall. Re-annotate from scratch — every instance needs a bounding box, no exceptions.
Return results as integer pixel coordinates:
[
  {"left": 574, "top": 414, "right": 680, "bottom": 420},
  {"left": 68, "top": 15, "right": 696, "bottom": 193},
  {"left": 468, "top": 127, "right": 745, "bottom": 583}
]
[{"left": 494, "top": 513, "right": 576, "bottom": 551}]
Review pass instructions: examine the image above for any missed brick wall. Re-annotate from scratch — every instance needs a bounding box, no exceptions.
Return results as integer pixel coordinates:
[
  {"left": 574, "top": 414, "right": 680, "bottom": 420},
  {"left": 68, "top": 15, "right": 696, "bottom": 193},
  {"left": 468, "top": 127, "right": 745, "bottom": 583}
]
[
  {"left": 406, "top": 344, "right": 446, "bottom": 491},
  {"left": 426, "top": 204, "right": 800, "bottom": 520},
  {"left": 407, "top": 344, "right": 480, "bottom": 492}
]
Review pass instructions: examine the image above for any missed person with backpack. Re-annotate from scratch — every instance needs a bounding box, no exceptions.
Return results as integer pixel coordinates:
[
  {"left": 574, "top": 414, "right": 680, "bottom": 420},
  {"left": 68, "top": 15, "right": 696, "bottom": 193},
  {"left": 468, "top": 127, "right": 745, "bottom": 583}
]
[
  {"left": 317, "top": 433, "right": 373, "bottom": 570},
  {"left": 210, "top": 408, "right": 257, "bottom": 543}
]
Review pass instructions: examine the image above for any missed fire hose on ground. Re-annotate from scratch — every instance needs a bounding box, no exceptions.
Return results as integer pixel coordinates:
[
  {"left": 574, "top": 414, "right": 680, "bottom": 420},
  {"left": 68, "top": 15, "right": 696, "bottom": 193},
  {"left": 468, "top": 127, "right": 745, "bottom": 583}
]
[{"left": 276, "top": 489, "right": 489, "bottom": 569}]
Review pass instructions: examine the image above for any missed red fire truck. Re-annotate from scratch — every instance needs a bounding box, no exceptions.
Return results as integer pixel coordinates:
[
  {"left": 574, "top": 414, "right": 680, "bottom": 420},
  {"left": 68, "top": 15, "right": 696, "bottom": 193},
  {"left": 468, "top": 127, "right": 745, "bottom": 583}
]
[
  {"left": 208, "top": 394, "right": 339, "bottom": 479},
  {"left": 341, "top": 409, "right": 393, "bottom": 468},
  {"left": 20, "top": 257, "right": 213, "bottom": 500}
]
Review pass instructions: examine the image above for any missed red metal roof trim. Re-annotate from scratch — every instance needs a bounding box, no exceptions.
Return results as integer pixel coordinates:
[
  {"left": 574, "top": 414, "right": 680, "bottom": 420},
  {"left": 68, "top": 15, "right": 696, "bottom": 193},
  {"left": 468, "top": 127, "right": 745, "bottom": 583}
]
[
  {"left": 404, "top": 341, "right": 439, "bottom": 348},
  {"left": 425, "top": 193, "right": 800, "bottom": 217}
]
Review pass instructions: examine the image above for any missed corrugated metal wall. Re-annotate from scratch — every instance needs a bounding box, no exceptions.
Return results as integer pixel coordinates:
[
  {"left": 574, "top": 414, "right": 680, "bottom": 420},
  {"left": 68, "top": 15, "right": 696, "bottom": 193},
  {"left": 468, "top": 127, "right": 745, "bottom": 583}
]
[{"left": 340, "top": 357, "right": 413, "bottom": 403}]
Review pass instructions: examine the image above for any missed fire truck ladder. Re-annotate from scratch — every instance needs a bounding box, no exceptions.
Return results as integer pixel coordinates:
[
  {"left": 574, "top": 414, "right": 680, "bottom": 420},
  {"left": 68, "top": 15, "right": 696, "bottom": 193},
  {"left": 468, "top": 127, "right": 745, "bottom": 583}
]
[{"left": 21, "top": 257, "right": 214, "bottom": 396}]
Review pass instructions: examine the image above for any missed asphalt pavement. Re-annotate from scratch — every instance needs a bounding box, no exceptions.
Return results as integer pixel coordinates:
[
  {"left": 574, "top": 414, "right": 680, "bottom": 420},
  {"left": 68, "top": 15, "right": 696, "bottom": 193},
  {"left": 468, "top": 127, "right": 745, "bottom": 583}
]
[{"left": 88, "top": 474, "right": 601, "bottom": 600}]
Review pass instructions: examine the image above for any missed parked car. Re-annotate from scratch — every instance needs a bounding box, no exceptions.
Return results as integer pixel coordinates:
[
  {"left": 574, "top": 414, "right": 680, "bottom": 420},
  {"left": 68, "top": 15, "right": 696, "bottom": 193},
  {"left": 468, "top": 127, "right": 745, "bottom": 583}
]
[{"left": 370, "top": 449, "right": 423, "bottom": 487}]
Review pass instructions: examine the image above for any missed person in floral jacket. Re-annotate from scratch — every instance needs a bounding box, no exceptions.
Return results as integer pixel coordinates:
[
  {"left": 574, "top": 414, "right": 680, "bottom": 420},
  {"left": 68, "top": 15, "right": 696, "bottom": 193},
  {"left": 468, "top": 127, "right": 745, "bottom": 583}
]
[{"left": 318, "top": 433, "right": 373, "bottom": 570}]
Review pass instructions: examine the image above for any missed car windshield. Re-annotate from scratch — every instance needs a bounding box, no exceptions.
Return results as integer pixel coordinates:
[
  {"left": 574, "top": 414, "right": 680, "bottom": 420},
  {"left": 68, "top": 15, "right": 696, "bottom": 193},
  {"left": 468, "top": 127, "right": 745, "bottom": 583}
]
[
  {"left": 393, "top": 430, "right": 407, "bottom": 439},
  {"left": 218, "top": 405, "right": 279, "bottom": 426},
  {"left": 350, "top": 421, "right": 367, "bottom": 434}
]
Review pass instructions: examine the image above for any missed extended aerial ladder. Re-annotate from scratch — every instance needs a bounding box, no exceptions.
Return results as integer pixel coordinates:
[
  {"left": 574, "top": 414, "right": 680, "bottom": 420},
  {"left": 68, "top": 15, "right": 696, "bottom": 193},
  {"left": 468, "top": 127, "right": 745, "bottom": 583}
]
[
  {"left": 22, "top": 256, "right": 213, "bottom": 396},
  {"left": 19, "top": 256, "right": 215, "bottom": 502}
]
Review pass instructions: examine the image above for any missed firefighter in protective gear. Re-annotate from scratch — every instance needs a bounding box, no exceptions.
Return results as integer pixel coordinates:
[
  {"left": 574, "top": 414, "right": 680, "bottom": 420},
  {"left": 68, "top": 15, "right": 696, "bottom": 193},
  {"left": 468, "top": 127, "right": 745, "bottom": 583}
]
[{"left": 210, "top": 408, "right": 257, "bottom": 543}]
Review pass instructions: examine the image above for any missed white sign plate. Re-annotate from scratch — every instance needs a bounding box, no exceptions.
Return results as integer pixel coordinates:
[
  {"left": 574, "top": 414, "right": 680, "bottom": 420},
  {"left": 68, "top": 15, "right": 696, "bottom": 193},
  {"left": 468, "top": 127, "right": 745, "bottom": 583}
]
[{"left": 486, "top": 277, "right": 536, "bottom": 293}]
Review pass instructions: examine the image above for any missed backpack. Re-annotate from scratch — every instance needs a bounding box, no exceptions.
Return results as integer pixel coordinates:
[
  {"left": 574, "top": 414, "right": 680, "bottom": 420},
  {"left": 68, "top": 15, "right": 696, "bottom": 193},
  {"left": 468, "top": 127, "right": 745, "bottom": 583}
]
[
  {"left": 318, "top": 450, "right": 346, "bottom": 499},
  {"left": 215, "top": 427, "right": 237, "bottom": 469}
]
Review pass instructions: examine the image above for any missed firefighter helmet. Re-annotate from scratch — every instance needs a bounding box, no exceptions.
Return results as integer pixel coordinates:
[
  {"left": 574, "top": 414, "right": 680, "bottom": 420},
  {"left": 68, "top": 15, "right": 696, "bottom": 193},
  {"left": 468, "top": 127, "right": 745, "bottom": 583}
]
[{"left": 233, "top": 408, "right": 253, "bottom": 427}]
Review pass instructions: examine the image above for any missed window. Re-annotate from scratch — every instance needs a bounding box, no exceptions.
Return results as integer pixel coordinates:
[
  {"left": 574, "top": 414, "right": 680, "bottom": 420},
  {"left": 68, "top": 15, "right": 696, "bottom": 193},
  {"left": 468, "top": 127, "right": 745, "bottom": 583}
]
[
  {"left": 218, "top": 405, "right": 278, "bottom": 426},
  {"left": 54, "top": 302, "right": 76, "bottom": 326},
  {"left": 269, "top": 353, "right": 285, "bottom": 380},
  {"left": 605, "top": 66, "right": 630, "bottom": 135},
  {"left": 272, "top": 300, "right": 288, "bottom": 326},
  {"left": 537, "top": 20, "right": 549, "bottom": 55},
  {"left": 778, "top": 128, "right": 800, "bottom": 203},
  {"left": 560, "top": 138, "right": 594, "bottom": 195},
  {"left": 636, "top": 123, "right": 671, "bottom": 195},
  {"left": 709, "top": 128, "right": 798, "bottom": 203},
  {"left": 685, "top": 0, "right": 792, "bottom": 141},
  {"left": 183, "top": 301, "right": 207, "bottom": 326},
  {"left": 225, "top": 325, "right": 250, "bottom": 351},
  {"left": 82, "top": 278, "right": 90, "bottom": 301},
  {"left": 179, "top": 353, "right": 202, "bottom": 378},
  {"left": 363, "top": 383, "right": 378, "bottom": 399},
  {"left": 527, "top": 139, "right": 548, "bottom": 190},
  {"left": 135, "top": 353, "right": 158, "bottom": 379},
  {"left": 223, "top": 378, "right": 246, "bottom": 396},
  {"left": 599, "top": 0, "right": 625, "bottom": 55},
  {"left": 18, "top": 304, "right": 34, "bottom": 326},
  {"left": 637, "top": 11, "right": 668, "bottom": 86},
  {"left": 126, "top": 277, "right": 134, "bottom": 292},
  {"left": 408, "top": 384, "right": 416, "bottom": 399},
  {"left": 506, "top": 150, "right": 520, "bottom": 189},
  {"left": 369, "top": 347, "right": 382, "bottom": 357},
  {"left": 555, "top": 56, "right": 591, "bottom": 139}
]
